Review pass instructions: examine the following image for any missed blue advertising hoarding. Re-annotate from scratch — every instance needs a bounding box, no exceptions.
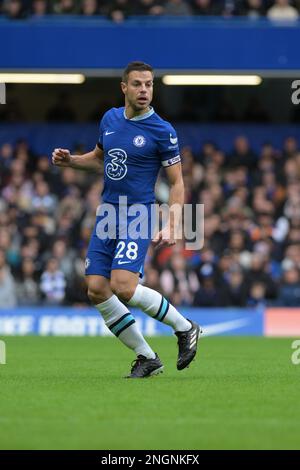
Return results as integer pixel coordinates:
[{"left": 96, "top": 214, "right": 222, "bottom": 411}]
[
  {"left": 1, "top": 18, "right": 300, "bottom": 72},
  {"left": 0, "top": 307, "right": 264, "bottom": 336}
]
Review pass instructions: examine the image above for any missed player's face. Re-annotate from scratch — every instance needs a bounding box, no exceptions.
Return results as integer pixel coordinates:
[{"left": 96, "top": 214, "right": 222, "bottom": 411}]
[{"left": 121, "top": 70, "right": 153, "bottom": 112}]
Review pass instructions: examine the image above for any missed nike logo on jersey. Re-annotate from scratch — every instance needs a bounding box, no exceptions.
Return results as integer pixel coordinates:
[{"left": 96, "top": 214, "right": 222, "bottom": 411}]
[
  {"left": 105, "top": 130, "right": 115, "bottom": 135},
  {"left": 117, "top": 260, "right": 131, "bottom": 265},
  {"left": 170, "top": 133, "right": 178, "bottom": 145}
]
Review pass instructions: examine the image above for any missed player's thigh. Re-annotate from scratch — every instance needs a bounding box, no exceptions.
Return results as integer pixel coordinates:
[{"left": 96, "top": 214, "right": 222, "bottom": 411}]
[{"left": 86, "top": 274, "right": 112, "bottom": 300}]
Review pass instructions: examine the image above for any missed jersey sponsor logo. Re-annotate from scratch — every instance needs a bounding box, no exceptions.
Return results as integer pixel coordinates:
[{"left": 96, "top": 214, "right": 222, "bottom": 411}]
[
  {"left": 106, "top": 148, "right": 128, "bottom": 180},
  {"left": 133, "top": 135, "right": 146, "bottom": 147},
  {"left": 105, "top": 130, "right": 115, "bottom": 135},
  {"left": 170, "top": 133, "right": 178, "bottom": 145},
  {"left": 168, "top": 145, "right": 178, "bottom": 150}
]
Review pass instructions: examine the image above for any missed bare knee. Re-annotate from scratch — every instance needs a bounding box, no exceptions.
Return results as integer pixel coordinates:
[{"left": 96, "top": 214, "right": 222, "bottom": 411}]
[
  {"left": 87, "top": 275, "right": 112, "bottom": 305},
  {"left": 110, "top": 272, "right": 138, "bottom": 302},
  {"left": 110, "top": 280, "right": 136, "bottom": 302}
]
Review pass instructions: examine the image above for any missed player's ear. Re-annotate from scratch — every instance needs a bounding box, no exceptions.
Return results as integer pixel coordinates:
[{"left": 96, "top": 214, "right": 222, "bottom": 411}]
[{"left": 120, "top": 81, "right": 127, "bottom": 95}]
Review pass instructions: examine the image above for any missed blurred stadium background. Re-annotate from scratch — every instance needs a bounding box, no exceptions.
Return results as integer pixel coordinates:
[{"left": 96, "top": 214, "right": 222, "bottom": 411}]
[{"left": 1, "top": 0, "right": 300, "bottom": 450}]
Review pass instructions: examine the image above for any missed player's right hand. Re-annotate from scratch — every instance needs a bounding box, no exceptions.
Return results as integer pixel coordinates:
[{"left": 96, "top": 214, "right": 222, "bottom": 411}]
[{"left": 52, "top": 148, "right": 72, "bottom": 167}]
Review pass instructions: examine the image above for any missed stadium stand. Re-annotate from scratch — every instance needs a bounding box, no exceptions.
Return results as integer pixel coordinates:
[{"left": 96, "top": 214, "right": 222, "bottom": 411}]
[
  {"left": 1, "top": 0, "right": 300, "bottom": 20},
  {"left": 1, "top": 127, "right": 300, "bottom": 307}
]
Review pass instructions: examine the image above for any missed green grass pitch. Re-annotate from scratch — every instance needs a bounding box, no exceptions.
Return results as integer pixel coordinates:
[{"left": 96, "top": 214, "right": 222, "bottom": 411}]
[{"left": 0, "top": 336, "right": 299, "bottom": 450}]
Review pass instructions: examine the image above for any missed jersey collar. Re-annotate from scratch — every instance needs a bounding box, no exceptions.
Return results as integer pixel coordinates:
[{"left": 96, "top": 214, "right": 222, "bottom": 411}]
[{"left": 123, "top": 106, "right": 154, "bottom": 121}]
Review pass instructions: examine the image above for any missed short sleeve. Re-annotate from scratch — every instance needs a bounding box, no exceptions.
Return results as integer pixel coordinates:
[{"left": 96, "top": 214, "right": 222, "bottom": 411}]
[
  {"left": 97, "top": 112, "right": 108, "bottom": 149},
  {"left": 157, "top": 124, "right": 181, "bottom": 168}
]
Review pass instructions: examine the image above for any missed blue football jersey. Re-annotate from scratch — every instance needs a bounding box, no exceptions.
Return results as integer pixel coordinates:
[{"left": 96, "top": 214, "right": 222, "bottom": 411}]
[{"left": 98, "top": 106, "right": 181, "bottom": 204}]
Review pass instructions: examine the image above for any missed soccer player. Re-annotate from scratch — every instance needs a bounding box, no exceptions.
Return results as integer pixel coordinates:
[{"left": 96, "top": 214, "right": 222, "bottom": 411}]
[{"left": 52, "top": 61, "right": 201, "bottom": 378}]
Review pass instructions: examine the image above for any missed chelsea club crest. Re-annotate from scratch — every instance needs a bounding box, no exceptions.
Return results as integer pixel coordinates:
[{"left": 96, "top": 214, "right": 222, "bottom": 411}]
[{"left": 133, "top": 135, "right": 146, "bottom": 147}]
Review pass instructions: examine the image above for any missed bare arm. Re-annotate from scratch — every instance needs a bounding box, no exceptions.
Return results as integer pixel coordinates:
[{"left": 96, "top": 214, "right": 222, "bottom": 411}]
[
  {"left": 165, "top": 162, "right": 185, "bottom": 208},
  {"left": 52, "top": 145, "right": 103, "bottom": 172},
  {"left": 153, "top": 163, "right": 185, "bottom": 248}
]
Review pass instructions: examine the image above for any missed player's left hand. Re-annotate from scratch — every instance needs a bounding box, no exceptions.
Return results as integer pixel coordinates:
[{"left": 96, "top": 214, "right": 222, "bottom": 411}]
[{"left": 152, "top": 227, "right": 176, "bottom": 249}]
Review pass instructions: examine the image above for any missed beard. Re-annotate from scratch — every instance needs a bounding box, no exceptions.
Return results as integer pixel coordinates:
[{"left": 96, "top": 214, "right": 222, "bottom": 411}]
[{"left": 129, "top": 95, "right": 151, "bottom": 111}]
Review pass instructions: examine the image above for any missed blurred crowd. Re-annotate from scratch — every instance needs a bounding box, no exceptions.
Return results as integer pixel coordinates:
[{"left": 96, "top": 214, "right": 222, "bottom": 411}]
[
  {"left": 1, "top": 133, "right": 300, "bottom": 308},
  {"left": 1, "top": 0, "right": 300, "bottom": 21}
]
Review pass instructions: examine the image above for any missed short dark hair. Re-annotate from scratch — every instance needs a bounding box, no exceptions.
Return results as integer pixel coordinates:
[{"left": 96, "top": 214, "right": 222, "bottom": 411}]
[{"left": 122, "top": 61, "right": 154, "bottom": 83}]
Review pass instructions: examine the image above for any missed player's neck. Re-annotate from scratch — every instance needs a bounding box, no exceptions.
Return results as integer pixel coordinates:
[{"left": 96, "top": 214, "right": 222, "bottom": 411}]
[{"left": 124, "top": 105, "right": 151, "bottom": 120}]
